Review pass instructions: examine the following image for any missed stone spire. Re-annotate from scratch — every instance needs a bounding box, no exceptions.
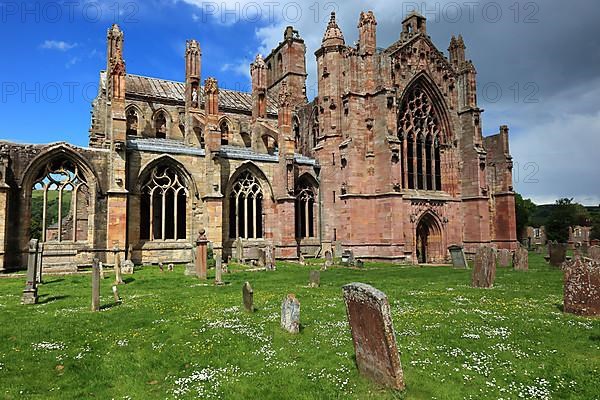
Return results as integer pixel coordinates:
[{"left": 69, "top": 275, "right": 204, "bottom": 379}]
[
  {"left": 251, "top": 54, "right": 267, "bottom": 121},
  {"left": 358, "top": 10, "right": 377, "bottom": 55},
  {"left": 449, "top": 34, "right": 466, "bottom": 67},
  {"left": 322, "top": 12, "right": 345, "bottom": 46},
  {"left": 106, "top": 24, "right": 126, "bottom": 102},
  {"left": 185, "top": 39, "right": 201, "bottom": 109}
]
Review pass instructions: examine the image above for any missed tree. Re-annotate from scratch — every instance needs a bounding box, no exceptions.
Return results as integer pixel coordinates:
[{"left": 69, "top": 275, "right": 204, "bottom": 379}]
[
  {"left": 591, "top": 214, "right": 600, "bottom": 241},
  {"left": 515, "top": 194, "right": 537, "bottom": 241},
  {"left": 545, "top": 198, "right": 590, "bottom": 243}
]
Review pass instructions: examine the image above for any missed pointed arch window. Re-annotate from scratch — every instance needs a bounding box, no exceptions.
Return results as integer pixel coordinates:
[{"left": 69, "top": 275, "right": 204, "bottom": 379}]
[
  {"left": 220, "top": 121, "right": 230, "bottom": 145},
  {"left": 398, "top": 85, "right": 444, "bottom": 191},
  {"left": 155, "top": 112, "right": 167, "bottom": 139},
  {"left": 311, "top": 109, "right": 319, "bottom": 149},
  {"left": 32, "top": 159, "right": 89, "bottom": 243},
  {"left": 140, "top": 165, "right": 188, "bottom": 241},
  {"left": 126, "top": 108, "right": 139, "bottom": 136},
  {"left": 293, "top": 117, "right": 301, "bottom": 150},
  {"left": 295, "top": 181, "right": 316, "bottom": 239},
  {"left": 229, "top": 172, "right": 263, "bottom": 239}
]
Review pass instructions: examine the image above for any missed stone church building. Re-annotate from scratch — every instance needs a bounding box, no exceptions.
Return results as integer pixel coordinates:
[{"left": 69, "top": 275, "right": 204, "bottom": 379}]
[{"left": 0, "top": 11, "right": 517, "bottom": 272}]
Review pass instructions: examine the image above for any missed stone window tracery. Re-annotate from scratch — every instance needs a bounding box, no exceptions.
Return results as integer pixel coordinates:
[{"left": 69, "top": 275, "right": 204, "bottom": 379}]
[
  {"left": 295, "top": 181, "right": 316, "bottom": 239},
  {"left": 140, "top": 165, "right": 188, "bottom": 241},
  {"left": 32, "top": 159, "right": 89, "bottom": 243},
  {"left": 229, "top": 172, "right": 263, "bottom": 239},
  {"left": 126, "top": 108, "right": 139, "bottom": 136},
  {"left": 398, "top": 86, "right": 443, "bottom": 191}
]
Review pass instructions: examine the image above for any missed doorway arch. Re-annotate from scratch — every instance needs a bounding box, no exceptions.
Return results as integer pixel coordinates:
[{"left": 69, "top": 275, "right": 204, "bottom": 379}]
[{"left": 415, "top": 212, "right": 443, "bottom": 264}]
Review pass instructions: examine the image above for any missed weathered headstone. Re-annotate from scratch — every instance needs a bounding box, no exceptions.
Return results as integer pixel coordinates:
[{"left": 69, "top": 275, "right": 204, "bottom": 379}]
[
  {"left": 99, "top": 261, "right": 105, "bottom": 280},
  {"left": 448, "top": 245, "right": 468, "bottom": 269},
  {"left": 341, "top": 250, "right": 354, "bottom": 267},
  {"left": 281, "top": 294, "right": 301, "bottom": 334},
  {"left": 114, "top": 251, "right": 124, "bottom": 285},
  {"left": 575, "top": 243, "right": 589, "bottom": 258},
  {"left": 21, "top": 239, "right": 39, "bottom": 305},
  {"left": 265, "top": 245, "right": 276, "bottom": 271},
  {"left": 309, "top": 270, "right": 320, "bottom": 288},
  {"left": 35, "top": 242, "right": 43, "bottom": 284},
  {"left": 214, "top": 255, "right": 224, "bottom": 286},
  {"left": 91, "top": 258, "right": 100, "bottom": 312},
  {"left": 257, "top": 248, "right": 266, "bottom": 268},
  {"left": 342, "top": 283, "right": 405, "bottom": 390},
  {"left": 324, "top": 250, "right": 333, "bottom": 269},
  {"left": 562, "top": 257, "right": 600, "bottom": 317},
  {"left": 121, "top": 260, "right": 134, "bottom": 275},
  {"left": 112, "top": 285, "right": 121, "bottom": 303},
  {"left": 472, "top": 246, "right": 497, "bottom": 288},
  {"left": 548, "top": 242, "right": 567, "bottom": 267},
  {"left": 242, "top": 282, "right": 254, "bottom": 312},
  {"left": 159, "top": 262, "right": 164, "bottom": 272},
  {"left": 498, "top": 249, "right": 512, "bottom": 267},
  {"left": 235, "top": 237, "right": 244, "bottom": 263},
  {"left": 513, "top": 246, "right": 529, "bottom": 271},
  {"left": 196, "top": 230, "right": 208, "bottom": 279},
  {"left": 589, "top": 245, "right": 600, "bottom": 261},
  {"left": 298, "top": 254, "right": 306, "bottom": 266},
  {"left": 355, "top": 260, "right": 364, "bottom": 268},
  {"left": 168, "top": 263, "right": 174, "bottom": 272},
  {"left": 335, "top": 242, "right": 342, "bottom": 258}
]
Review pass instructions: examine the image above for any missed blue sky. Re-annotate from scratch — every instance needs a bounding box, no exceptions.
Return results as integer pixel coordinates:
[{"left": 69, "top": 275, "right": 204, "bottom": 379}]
[{"left": 1, "top": 0, "right": 599, "bottom": 205}]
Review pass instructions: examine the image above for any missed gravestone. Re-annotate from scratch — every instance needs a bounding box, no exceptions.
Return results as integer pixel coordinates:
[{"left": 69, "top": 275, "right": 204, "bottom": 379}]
[
  {"left": 335, "top": 242, "right": 342, "bottom": 258},
  {"left": 324, "top": 250, "right": 333, "bottom": 269},
  {"left": 472, "top": 246, "right": 497, "bottom": 288},
  {"left": 91, "top": 258, "right": 100, "bottom": 312},
  {"left": 355, "top": 260, "right": 364, "bottom": 268},
  {"left": 575, "top": 243, "right": 589, "bottom": 258},
  {"left": 265, "top": 245, "right": 276, "bottom": 271},
  {"left": 562, "top": 257, "right": 600, "bottom": 317},
  {"left": 341, "top": 250, "right": 354, "bottom": 267},
  {"left": 589, "top": 245, "right": 600, "bottom": 261},
  {"left": 99, "top": 261, "right": 105, "bottom": 280},
  {"left": 298, "top": 254, "right": 306, "bottom": 266},
  {"left": 112, "top": 285, "right": 121, "bottom": 303},
  {"left": 235, "top": 238, "right": 244, "bottom": 263},
  {"left": 242, "top": 282, "right": 254, "bottom": 312},
  {"left": 159, "top": 262, "right": 164, "bottom": 272},
  {"left": 498, "top": 249, "right": 512, "bottom": 267},
  {"left": 448, "top": 245, "right": 468, "bottom": 269},
  {"left": 35, "top": 242, "right": 43, "bottom": 284},
  {"left": 281, "top": 294, "right": 301, "bottom": 334},
  {"left": 113, "top": 252, "right": 124, "bottom": 285},
  {"left": 21, "top": 239, "right": 39, "bottom": 305},
  {"left": 549, "top": 242, "right": 567, "bottom": 267},
  {"left": 121, "top": 260, "right": 134, "bottom": 275},
  {"left": 168, "top": 263, "right": 174, "bottom": 272},
  {"left": 257, "top": 248, "right": 266, "bottom": 268},
  {"left": 196, "top": 230, "right": 208, "bottom": 279},
  {"left": 513, "top": 246, "right": 529, "bottom": 271},
  {"left": 214, "top": 255, "right": 224, "bottom": 285},
  {"left": 309, "top": 270, "right": 320, "bottom": 288},
  {"left": 342, "top": 283, "right": 405, "bottom": 390}
]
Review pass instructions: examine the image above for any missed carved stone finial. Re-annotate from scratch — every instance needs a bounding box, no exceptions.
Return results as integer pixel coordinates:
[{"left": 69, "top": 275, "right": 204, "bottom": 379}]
[
  {"left": 322, "top": 12, "right": 345, "bottom": 46},
  {"left": 358, "top": 10, "right": 377, "bottom": 27},
  {"left": 204, "top": 77, "right": 218, "bottom": 94}
]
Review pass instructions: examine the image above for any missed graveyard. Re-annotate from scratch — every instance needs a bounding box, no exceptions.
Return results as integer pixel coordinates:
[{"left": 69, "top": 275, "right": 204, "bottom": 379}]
[{"left": 0, "top": 252, "right": 599, "bottom": 399}]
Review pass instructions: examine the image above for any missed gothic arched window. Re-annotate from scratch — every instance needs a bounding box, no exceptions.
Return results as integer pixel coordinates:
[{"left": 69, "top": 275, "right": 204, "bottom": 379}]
[
  {"left": 229, "top": 172, "right": 263, "bottom": 239},
  {"left": 140, "top": 165, "right": 188, "bottom": 241},
  {"left": 220, "top": 121, "right": 230, "bottom": 145},
  {"left": 126, "top": 108, "right": 139, "bottom": 136},
  {"left": 155, "top": 112, "right": 167, "bottom": 139},
  {"left": 311, "top": 109, "right": 319, "bottom": 149},
  {"left": 32, "top": 159, "right": 89, "bottom": 243},
  {"left": 293, "top": 117, "right": 301, "bottom": 151},
  {"left": 295, "top": 181, "right": 316, "bottom": 239},
  {"left": 398, "top": 86, "right": 444, "bottom": 191}
]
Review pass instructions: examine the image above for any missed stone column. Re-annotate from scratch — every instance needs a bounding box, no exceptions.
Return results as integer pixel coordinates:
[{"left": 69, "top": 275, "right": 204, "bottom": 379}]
[
  {"left": 91, "top": 258, "right": 100, "bottom": 312},
  {"left": 195, "top": 229, "right": 208, "bottom": 280},
  {"left": 21, "top": 239, "right": 39, "bottom": 305}
]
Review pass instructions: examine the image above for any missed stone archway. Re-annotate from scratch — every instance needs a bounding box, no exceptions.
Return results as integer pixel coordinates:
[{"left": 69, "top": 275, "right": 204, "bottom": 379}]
[{"left": 415, "top": 213, "right": 443, "bottom": 264}]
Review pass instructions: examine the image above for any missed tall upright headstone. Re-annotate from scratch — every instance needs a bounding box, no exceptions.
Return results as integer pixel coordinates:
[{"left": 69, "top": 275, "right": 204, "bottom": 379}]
[
  {"left": 342, "top": 283, "right": 405, "bottom": 390},
  {"left": 513, "top": 246, "right": 529, "bottom": 271},
  {"left": 562, "top": 257, "right": 600, "bottom": 317},
  {"left": 265, "top": 245, "right": 276, "bottom": 271},
  {"left": 113, "top": 249, "right": 124, "bottom": 285},
  {"left": 257, "top": 248, "right": 266, "bottom": 268},
  {"left": 214, "top": 255, "right": 224, "bottom": 285},
  {"left": 472, "top": 246, "right": 497, "bottom": 288},
  {"left": 498, "top": 249, "right": 512, "bottom": 267},
  {"left": 309, "top": 270, "right": 320, "bottom": 288},
  {"left": 242, "top": 282, "right": 254, "bottom": 312},
  {"left": 21, "top": 239, "right": 39, "bottom": 305},
  {"left": 196, "top": 229, "right": 208, "bottom": 280},
  {"left": 448, "top": 245, "right": 468, "bottom": 269},
  {"left": 99, "top": 261, "right": 105, "bottom": 280},
  {"left": 548, "top": 242, "right": 567, "bottom": 267},
  {"left": 235, "top": 238, "right": 244, "bottom": 263},
  {"left": 91, "top": 258, "right": 100, "bottom": 312},
  {"left": 35, "top": 242, "right": 44, "bottom": 284},
  {"left": 324, "top": 250, "right": 333, "bottom": 269},
  {"left": 281, "top": 294, "right": 301, "bottom": 334}
]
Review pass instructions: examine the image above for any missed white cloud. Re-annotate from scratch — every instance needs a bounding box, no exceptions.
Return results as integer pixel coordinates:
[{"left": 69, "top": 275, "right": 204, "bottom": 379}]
[{"left": 40, "top": 40, "right": 77, "bottom": 51}]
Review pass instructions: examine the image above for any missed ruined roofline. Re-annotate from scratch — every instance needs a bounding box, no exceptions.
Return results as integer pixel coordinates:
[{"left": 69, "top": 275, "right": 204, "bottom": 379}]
[{"left": 0, "top": 140, "right": 110, "bottom": 153}]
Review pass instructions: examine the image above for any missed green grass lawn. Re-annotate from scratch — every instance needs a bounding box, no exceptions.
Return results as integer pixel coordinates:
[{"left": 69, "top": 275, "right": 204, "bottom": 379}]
[{"left": 0, "top": 253, "right": 598, "bottom": 399}]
